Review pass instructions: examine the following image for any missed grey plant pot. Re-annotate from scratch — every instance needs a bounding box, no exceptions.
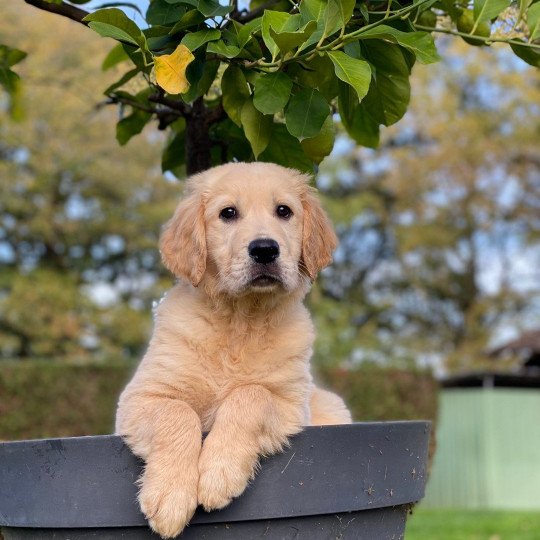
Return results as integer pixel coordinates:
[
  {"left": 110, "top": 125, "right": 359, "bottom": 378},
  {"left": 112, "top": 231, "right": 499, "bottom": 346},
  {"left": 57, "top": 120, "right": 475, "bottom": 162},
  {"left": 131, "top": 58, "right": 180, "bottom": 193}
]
[{"left": 0, "top": 422, "right": 430, "bottom": 539}]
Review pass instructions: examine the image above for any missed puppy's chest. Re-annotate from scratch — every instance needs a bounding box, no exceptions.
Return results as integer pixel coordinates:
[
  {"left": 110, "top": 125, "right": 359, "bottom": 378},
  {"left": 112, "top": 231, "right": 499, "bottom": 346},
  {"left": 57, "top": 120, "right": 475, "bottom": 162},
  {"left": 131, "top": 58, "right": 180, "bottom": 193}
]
[{"left": 187, "top": 317, "right": 311, "bottom": 385}]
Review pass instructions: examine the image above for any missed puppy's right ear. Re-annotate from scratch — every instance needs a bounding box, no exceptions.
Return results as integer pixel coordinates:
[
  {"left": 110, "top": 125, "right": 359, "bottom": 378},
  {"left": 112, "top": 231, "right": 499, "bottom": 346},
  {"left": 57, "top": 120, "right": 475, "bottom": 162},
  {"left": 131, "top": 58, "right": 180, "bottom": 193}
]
[
  {"left": 300, "top": 187, "right": 338, "bottom": 280},
  {"left": 159, "top": 193, "right": 207, "bottom": 286}
]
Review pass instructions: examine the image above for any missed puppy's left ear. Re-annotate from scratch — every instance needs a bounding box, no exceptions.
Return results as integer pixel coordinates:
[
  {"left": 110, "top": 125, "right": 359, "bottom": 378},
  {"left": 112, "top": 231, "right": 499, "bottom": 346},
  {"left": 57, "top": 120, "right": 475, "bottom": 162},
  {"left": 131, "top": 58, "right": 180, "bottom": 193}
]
[
  {"left": 159, "top": 193, "right": 207, "bottom": 286},
  {"left": 301, "top": 187, "right": 338, "bottom": 280}
]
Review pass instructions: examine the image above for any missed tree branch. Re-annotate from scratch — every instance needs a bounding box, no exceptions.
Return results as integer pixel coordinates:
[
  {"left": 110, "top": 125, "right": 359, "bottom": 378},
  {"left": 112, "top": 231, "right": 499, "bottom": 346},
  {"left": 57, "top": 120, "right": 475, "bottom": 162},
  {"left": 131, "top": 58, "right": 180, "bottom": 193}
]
[
  {"left": 109, "top": 96, "right": 185, "bottom": 128},
  {"left": 205, "top": 102, "right": 226, "bottom": 126},
  {"left": 106, "top": 96, "right": 157, "bottom": 114},
  {"left": 149, "top": 93, "right": 191, "bottom": 116},
  {"left": 24, "top": 0, "right": 90, "bottom": 26},
  {"left": 415, "top": 24, "right": 540, "bottom": 50}
]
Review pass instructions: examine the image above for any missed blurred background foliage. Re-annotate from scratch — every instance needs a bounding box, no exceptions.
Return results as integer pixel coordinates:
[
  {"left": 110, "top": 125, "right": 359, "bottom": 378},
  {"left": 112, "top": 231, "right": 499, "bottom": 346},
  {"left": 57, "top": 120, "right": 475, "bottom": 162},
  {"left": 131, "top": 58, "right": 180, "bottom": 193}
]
[
  {"left": 313, "top": 38, "right": 540, "bottom": 373},
  {"left": 0, "top": 3, "right": 539, "bottom": 440},
  {"left": 1, "top": 3, "right": 179, "bottom": 361}
]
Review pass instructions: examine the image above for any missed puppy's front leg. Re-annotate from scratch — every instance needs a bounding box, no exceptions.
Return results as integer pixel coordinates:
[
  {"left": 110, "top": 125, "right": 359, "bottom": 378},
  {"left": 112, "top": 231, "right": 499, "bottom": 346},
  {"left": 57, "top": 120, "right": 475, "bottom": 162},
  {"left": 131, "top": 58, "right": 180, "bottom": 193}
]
[
  {"left": 116, "top": 395, "right": 201, "bottom": 538},
  {"left": 198, "top": 384, "right": 303, "bottom": 511}
]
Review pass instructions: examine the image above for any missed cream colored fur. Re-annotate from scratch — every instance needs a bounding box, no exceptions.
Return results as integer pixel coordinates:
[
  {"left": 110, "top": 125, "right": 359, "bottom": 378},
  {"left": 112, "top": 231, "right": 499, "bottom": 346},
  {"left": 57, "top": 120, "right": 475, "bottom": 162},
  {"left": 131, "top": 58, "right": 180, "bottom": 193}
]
[{"left": 115, "top": 162, "right": 351, "bottom": 539}]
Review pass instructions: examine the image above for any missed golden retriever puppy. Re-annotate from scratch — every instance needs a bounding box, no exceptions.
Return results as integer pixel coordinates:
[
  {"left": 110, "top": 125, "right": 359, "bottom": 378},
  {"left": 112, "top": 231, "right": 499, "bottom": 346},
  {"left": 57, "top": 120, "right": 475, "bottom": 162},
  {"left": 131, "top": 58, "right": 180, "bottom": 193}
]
[{"left": 116, "top": 162, "right": 351, "bottom": 538}]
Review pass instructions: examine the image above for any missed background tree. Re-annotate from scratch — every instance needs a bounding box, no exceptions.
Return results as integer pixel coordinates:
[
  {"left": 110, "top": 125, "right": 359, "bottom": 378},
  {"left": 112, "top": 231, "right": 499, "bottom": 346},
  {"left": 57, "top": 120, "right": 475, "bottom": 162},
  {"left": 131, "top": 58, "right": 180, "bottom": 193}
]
[
  {"left": 312, "top": 39, "right": 540, "bottom": 372},
  {"left": 1, "top": 2, "right": 539, "bottom": 370},
  {"left": 2, "top": 0, "right": 539, "bottom": 176},
  {"left": 0, "top": 4, "right": 179, "bottom": 360}
]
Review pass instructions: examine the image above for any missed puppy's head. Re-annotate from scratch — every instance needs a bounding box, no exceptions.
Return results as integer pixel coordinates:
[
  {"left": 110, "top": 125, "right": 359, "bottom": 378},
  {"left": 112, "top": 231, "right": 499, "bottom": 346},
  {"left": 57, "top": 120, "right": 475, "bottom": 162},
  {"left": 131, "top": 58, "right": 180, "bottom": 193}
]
[{"left": 160, "top": 163, "right": 337, "bottom": 296}]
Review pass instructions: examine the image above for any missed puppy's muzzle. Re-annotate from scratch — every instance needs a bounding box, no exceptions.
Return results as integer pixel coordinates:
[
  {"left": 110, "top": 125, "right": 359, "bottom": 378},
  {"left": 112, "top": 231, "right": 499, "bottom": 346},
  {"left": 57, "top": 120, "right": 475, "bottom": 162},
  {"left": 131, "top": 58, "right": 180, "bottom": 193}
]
[{"left": 248, "top": 239, "right": 280, "bottom": 265}]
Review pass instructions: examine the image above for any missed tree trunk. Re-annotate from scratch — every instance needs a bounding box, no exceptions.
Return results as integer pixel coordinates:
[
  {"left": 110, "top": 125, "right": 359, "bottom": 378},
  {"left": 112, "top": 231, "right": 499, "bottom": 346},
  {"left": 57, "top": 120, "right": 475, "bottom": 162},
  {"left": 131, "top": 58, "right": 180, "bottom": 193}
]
[{"left": 185, "top": 98, "right": 212, "bottom": 176}]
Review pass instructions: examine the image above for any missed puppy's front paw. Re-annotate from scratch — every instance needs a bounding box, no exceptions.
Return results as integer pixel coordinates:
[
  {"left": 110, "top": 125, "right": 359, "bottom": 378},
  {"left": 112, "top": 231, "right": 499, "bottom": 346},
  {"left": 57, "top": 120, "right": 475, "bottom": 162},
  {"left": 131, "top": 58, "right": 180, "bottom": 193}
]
[
  {"left": 139, "top": 467, "right": 198, "bottom": 538},
  {"left": 197, "top": 447, "right": 256, "bottom": 512}
]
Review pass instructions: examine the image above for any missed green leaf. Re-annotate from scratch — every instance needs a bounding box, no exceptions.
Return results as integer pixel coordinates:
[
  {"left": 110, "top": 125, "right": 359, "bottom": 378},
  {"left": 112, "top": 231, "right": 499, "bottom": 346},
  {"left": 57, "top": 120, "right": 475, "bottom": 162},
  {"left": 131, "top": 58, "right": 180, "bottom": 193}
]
[
  {"left": 300, "top": 115, "right": 335, "bottom": 164},
  {"left": 83, "top": 8, "right": 147, "bottom": 50},
  {"left": 169, "top": 9, "right": 206, "bottom": 34},
  {"left": 327, "top": 50, "right": 371, "bottom": 102},
  {"left": 262, "top": 11, "right": 298, "bottom": 59},
  {"left": 146, "top": 30, "right": 178, "bottom": 53},
  {"left": 338, "top": 81, "right": 380, "bottom": 148},
  {"left": 181, "top": 29, "right": 221, "bottom": 50},
  {"left": 300, "top": 0, "right": 326, "bottom": 22},
  {"left": 285, "top": 88, "right": 330, "bottom": 140},
  {"left": 253, "top": 72, "right": 293, "bottom": 115},
  {"left": 288, "top": 54, "right": 339, "bottom": 101},
  {"left": 250, "top": 0, "right": 289, "bottom": 9},
  {"left": 0, "top": 67, "right": 23, "bottom": 120},
  {"left": 358, "top": 25, "right": 440, "bottom": 64},
  {"left": 146, "top": 0, "right": 185, "bottom": 25},
  {"left": 259, "top": 123, "right": 314, "bottom": 173},
  {"left": 104, "top": 67, "right": 141, "bottom": 94},
  {"left": 360, "top": 40, "right": 411, "bottom": 126},
  {"left": 102, "top": 43, "right": 129, "bottom": 70},
  {"left": 338, "top": 40, "right": 414, "bottom": 148},
  {"left": 120, "top": 42, "right": 147, "bottom": 69},
  {"left": 221, "top": 65, "right": 250, "bottom": 127},
  {"left": 240, "top": 98, "right": 272, "bottom": 159},
  {"left": 330, "top": 0, "right": 356, "bottom": 27},
  {"left": 116, "top": 108, "right": 152, "bottom": 145},
  {"left": 510, "top": 41, "right": 540, "bottom": 67},
  {"left": 323, "top": 0, "right": 355, "bottom": 37},
  {"left": 181, "top": 56, "right": 219, "bottom": 102},
  {"left": 518, "top": 0, "right": 533, "bottom": 22},
  {"left": 237, "top": 18, "right": 263, "bottom": 48},
  {"left": 206, "top": 26, "right": 242, "bottom": 58},
  {"left": 359, "top": 2, "right": 369, "bottom": 23},
  {"left": 86, "top": 21, "right": 139, "bottom": 46},
  {"left": 527, "top": 2, "right": 540, "bottom": 41},
  {"left": 206, "top": 40, "right": 241, "bottom": 58},
  {"left": 269, "top": 20, "right": 317, "bottom": 54},
  {"left": 473, "top": 0, "right": 511, "bottom": 25},
  {"left": 174, "top": 0, "right": 231, "bottom": 17},
  {"left": 237, "top": 37, "right": 263, "bottom": 61},
  {"left": 0, "top": 67, "right": 18, "bottom": 94},
  {"left": 211, "top": 119, "right": 253, "bottom": 162},
  {"left": 298, "top": 0, "right": 354, "bottom": 52},
  {"left": 0, "top": 45, "right": 27, "bottom": 68}
]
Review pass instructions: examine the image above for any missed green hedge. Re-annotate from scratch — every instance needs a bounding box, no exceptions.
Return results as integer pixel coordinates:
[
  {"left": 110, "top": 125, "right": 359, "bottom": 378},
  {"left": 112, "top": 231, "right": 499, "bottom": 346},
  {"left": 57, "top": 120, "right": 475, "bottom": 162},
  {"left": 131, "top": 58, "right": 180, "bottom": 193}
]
[
  {"left": 317, "top": 365, "right": 438, "bottom": 422},
  {"left": 318, "top": 365, "right": 439, "bottom": 461},
  {"left": 0, "top": 361, "right": 437, "bottom": 442},
  {"left": 0, "top": 361, "right": 134, "bottom": 441}
]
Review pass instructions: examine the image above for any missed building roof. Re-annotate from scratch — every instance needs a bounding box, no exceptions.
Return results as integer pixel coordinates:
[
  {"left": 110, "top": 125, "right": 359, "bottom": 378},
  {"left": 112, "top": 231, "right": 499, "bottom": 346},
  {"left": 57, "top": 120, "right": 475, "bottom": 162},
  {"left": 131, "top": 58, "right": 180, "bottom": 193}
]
[
  {"left": 487, "top": 328, "right": 540, "bottom": 369},
  {"left": 442, "top": 371, "right": 540, "bottom": 389},
  {"left": 488, "top": 328, "right": 540, "bottom": 357}
]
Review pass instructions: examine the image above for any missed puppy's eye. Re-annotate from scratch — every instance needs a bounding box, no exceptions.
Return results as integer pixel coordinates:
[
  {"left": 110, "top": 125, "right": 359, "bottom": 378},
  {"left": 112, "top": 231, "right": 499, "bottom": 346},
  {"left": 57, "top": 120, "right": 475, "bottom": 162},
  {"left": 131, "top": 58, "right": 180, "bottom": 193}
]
[
  {"left": 219, "top": 207, "right": 238, "bottom": 221},
  {"left": 276, "top": 205, "right": 293, "bottom": 219}
]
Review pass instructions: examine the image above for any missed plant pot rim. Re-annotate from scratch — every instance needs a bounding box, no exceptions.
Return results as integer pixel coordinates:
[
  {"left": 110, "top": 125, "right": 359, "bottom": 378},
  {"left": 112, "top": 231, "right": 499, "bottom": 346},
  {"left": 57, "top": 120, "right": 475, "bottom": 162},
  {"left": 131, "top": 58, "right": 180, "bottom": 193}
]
[{"left": 0, "top": 421, "right": 430, "bottom": 529}]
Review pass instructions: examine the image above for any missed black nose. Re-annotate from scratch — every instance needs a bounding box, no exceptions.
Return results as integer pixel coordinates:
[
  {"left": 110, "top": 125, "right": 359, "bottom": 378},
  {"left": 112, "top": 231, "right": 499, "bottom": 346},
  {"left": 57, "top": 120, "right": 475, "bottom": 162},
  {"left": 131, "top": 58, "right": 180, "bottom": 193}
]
[{"left": 248, "top": 239, "right": 280, "bottom": 265}]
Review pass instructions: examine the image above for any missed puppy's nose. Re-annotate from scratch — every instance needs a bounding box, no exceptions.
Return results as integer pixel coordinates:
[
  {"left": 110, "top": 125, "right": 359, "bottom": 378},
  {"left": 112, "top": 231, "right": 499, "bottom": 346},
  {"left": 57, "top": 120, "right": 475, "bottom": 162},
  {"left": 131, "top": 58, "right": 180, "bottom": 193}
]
[{"left": 248, "top": 239, "right": 280, "bottom": 265}]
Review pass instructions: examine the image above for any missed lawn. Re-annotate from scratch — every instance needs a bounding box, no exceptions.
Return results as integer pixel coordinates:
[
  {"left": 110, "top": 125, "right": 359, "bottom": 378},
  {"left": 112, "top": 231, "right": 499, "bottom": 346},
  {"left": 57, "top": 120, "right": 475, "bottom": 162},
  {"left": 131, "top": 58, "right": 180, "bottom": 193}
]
[{"left": 406, "top": 509, "right": 540, "bottom": 540}]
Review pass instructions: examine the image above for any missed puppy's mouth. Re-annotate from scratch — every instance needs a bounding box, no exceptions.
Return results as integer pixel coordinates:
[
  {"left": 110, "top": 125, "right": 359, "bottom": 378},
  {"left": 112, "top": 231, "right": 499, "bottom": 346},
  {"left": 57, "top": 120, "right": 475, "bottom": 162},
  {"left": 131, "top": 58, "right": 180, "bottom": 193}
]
[
  {"left": 249, "top": 273, "right": 282, "bottom": 288},
  {"left": 251, "top": 275, "right": 279, "bottom": 287}
]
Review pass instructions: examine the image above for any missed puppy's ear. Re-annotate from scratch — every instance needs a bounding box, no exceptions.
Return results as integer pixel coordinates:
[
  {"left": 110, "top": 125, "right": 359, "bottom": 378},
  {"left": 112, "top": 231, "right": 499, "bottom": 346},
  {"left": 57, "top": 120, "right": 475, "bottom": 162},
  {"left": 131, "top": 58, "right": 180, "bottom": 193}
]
[
  {"left": 159, "top": 193, "right": 206, "bottom": 286},
  {"left": 301, "top": 187, "right": 338, "bottom": 280}
]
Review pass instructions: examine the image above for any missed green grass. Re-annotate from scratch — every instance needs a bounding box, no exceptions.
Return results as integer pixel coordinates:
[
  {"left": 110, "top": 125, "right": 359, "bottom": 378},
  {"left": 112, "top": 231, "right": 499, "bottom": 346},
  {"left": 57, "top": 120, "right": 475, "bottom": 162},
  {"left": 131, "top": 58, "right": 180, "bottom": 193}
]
[{"left": 406, "top": 509, "right": 540, "bottom": 540}]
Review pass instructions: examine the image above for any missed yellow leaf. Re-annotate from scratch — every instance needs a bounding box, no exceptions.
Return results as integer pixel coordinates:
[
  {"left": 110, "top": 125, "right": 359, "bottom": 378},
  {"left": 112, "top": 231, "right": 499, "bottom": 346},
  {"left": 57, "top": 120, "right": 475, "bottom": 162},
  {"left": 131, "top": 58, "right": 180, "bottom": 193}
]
[{"left": 154, "top": 44, "right": 194, "bottom": 95}]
